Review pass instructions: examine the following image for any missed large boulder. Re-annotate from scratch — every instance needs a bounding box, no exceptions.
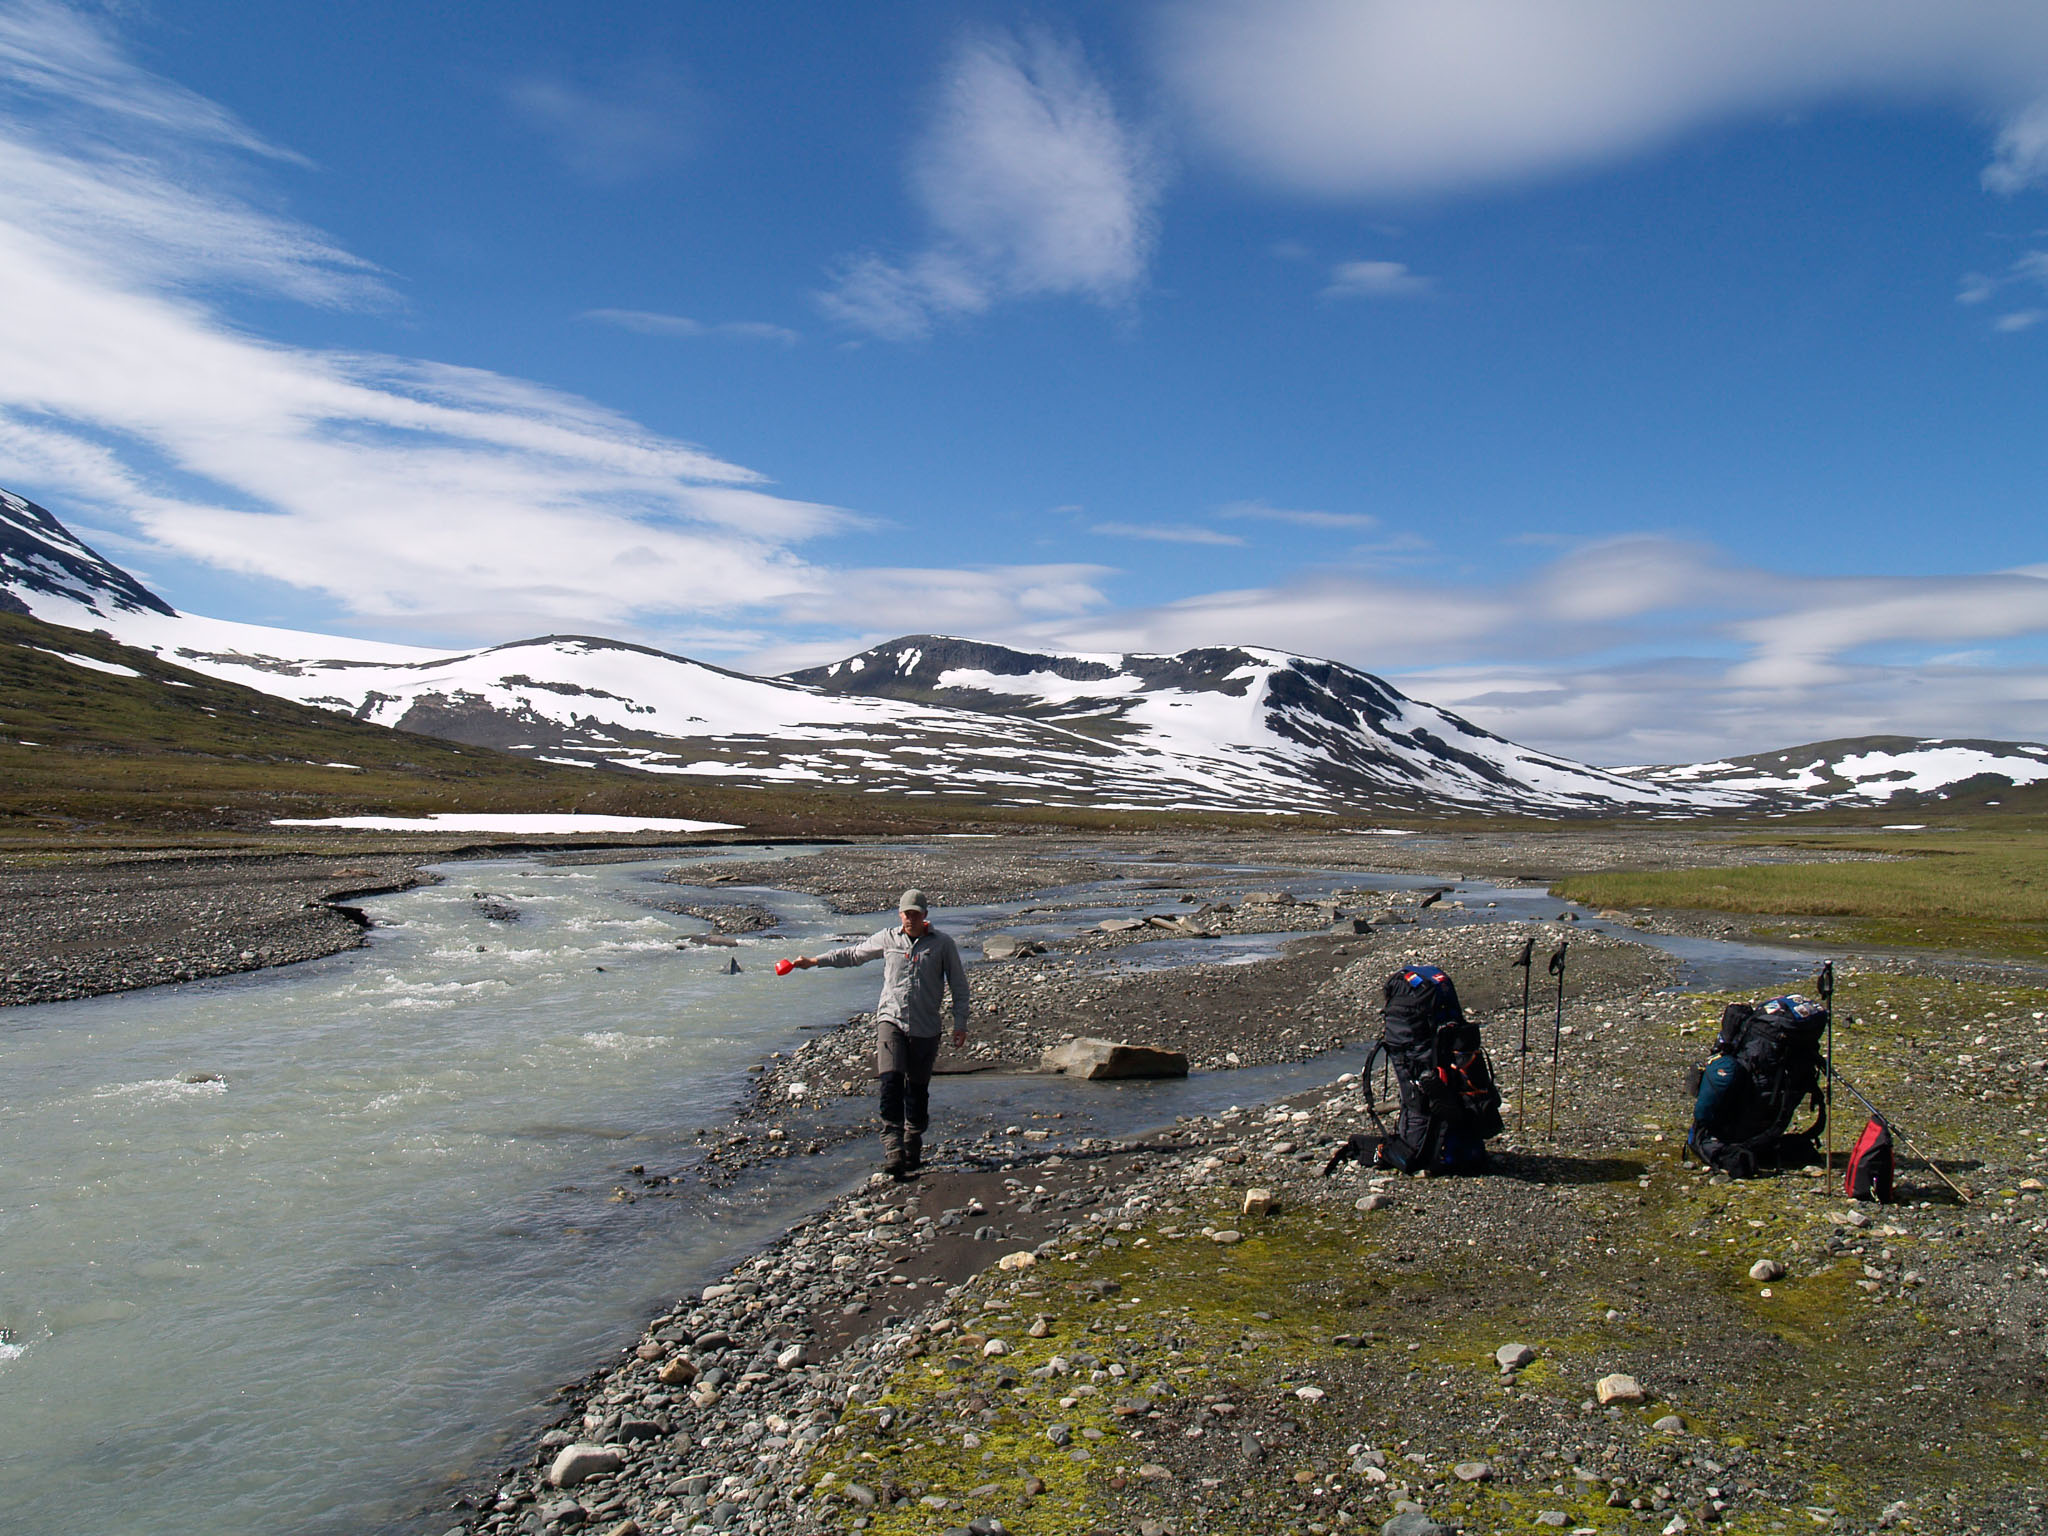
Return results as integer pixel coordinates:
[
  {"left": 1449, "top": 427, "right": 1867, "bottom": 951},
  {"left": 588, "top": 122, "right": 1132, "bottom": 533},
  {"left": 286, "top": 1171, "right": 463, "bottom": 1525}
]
[{"left": 1039, "top": 1038, "right": 1189, "bottom": 1080}]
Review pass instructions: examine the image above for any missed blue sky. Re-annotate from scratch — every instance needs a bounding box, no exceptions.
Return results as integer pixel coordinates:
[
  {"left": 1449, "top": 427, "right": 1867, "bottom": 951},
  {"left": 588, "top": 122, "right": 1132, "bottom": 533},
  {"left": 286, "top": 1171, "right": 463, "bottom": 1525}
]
[{"left": 3, "top": 0, "right": 2048, "bottom": 763}]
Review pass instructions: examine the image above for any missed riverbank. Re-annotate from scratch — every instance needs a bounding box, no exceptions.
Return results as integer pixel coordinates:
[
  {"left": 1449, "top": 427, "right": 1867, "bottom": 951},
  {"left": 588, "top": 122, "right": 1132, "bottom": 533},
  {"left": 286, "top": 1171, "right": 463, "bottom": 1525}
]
[
  {"left": 437, "top": 842, "right": 2048, "bottom": 1536},
  {"left": 0, "top": 849, "right": 437, "bottom": 1005},
  {"left": 454, "top": 969, "right": 2047, "bottom": 1536}
]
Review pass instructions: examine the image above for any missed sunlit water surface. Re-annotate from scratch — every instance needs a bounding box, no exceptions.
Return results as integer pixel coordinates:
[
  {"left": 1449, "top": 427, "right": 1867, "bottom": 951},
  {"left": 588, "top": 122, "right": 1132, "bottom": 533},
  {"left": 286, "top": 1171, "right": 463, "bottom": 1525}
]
[{"left": 0, "top": 850, "right": 1830, "bottom": 1536}]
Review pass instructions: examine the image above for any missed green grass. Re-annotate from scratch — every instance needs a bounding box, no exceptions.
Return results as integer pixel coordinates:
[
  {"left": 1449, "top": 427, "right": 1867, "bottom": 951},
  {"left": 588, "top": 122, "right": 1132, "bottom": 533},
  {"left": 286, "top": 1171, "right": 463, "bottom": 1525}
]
[{"left": 1554, "top": 831, "right": 2048, "bottom": 958}]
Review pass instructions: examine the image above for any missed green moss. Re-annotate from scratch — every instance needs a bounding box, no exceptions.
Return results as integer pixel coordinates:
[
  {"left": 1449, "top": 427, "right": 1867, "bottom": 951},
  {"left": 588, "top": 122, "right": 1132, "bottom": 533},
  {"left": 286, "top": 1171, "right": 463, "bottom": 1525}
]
[
  {"left": 1552, "top": 833, "right": 2048, "bottom": 960},
  {"left": 806, "top": 1144, "right": 2044, "bottom": 1536}
]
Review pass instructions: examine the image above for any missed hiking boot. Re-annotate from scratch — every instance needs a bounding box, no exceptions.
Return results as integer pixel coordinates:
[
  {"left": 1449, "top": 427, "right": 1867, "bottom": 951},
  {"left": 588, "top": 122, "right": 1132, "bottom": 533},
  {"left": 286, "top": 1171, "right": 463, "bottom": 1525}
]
[
  {"left": 903, "top": 1130, "right": 924, "bottom": 1171},
  {"left": 880, "top": 1122, "right": 907, "bottom": 1180}
]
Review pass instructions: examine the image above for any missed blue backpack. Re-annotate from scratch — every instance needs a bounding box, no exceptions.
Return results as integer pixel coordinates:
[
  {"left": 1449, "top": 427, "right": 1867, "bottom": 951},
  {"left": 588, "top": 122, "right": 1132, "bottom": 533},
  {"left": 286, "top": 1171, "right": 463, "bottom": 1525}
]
[{"left": 1687, "top": 996, "right": 1828, "bottom": 1176}]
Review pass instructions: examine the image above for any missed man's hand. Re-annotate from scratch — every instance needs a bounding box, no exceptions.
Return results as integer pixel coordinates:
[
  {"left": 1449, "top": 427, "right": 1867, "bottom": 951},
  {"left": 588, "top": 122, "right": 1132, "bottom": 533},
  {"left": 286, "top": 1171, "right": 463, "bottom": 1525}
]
[
  {"left": 951, "top": 1027, "right": 967, "bottom": 1048},
  {"left": 794, "top": 956, "right": 818, "bottom": 969}
]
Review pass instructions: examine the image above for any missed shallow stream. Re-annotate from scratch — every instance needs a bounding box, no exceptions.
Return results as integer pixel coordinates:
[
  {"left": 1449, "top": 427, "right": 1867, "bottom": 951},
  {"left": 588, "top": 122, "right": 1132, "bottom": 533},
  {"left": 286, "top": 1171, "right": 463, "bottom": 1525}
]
[{"left": 0, "top": 848, "right": 1826, "bottom": 1536}]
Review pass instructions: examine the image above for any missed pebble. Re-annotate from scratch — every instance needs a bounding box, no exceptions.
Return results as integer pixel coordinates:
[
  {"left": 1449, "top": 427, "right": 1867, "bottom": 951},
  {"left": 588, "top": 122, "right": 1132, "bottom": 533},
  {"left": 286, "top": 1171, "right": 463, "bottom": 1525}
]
[
  {"left": 1748, "top": 1258, "right": 1786, "bottom": 1282},
  {"left": 1653, "top": 1414, "right": 1686, "bottom": 1433},
  {"left": 1381, "top": 1515, "right": 1447, "bottom": 1536},
  {"left": 1242, "top": 1187, "right": 1276, "bottom": 1216},
  {"left": 1496, "top": 1342, "right": 1537, "bottom": 1370},
  {"left": 1356, "top": 1192, "right": 1391, "bottom": 1211},
  {"left": 1210, "top": 1229, "right": 1243, "bottom": 1244},
  {"left": 1595, "top": 1373, "right": 1646, "bottom": 1405},
  {"left": 1534, "top": 1513, "right": 1568, "bottom": 1528},
  {"left": 547, "top": 1444, "right": 622, "bottom": 1488},
  {"left": 1453, "top": 1459, "right": 1492, "bottom": 1481}
]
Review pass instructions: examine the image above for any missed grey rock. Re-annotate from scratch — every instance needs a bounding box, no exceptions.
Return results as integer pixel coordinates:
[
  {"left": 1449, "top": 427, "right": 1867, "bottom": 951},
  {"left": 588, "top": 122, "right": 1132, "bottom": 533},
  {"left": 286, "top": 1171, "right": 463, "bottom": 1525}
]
[
  {"left": 982, "top": 934, "right": 1046, "bottom": 960},
  {"left": 548, "top": 1444, "right": 623, "bottom": 1488},
  {"left": 1239, "top": 1431, "right": 1265, "bottom": 1462},
  {"left": 1453, "top": 1459, "right": 1492, "bottom": 1481},
  {"left": 1381, "top": 1515, "right": 1446, "bottom": 1536},
  {"left": 539, "top": 1499, "right": 587, "bottom": 1527},
  {"left": 1495, "top": 1342, "right": 1536, "bottom": 1369},
  {"left": 1039, "top": 1037, "right": 1189, "bottom": 1079}
]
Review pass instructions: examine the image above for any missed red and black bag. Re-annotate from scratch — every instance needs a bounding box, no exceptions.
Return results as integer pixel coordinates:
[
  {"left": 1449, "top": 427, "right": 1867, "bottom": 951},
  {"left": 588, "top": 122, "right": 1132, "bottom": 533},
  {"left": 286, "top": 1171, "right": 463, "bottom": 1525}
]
[{"left": 1845, "top": 1116, "right": 1895, "bottom": 1203}]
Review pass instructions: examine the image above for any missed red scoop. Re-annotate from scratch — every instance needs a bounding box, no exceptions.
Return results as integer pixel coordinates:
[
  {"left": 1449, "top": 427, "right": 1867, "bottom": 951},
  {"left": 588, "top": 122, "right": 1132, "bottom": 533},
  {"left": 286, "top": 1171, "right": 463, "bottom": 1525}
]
[{"left": 774, "top": 958, "right": 794, "bottom": 976}]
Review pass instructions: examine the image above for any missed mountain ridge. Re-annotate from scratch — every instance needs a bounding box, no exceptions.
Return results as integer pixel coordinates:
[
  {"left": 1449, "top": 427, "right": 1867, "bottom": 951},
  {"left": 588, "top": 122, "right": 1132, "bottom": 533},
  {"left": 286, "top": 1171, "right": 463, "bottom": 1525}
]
[{"left": 7, "top": 484, "right": 2047, "bottom": 818}]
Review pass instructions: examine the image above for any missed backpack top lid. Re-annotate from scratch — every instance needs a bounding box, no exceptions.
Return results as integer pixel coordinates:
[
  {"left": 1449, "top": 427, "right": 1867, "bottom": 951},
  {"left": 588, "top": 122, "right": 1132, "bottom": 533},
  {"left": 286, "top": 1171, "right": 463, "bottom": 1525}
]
[
  {"left": 1401, "top": 965, "right": 1449, "bottom": 989},
  {"left": 1764, "top": 994, "right": 1826, "bottom": 1021}
]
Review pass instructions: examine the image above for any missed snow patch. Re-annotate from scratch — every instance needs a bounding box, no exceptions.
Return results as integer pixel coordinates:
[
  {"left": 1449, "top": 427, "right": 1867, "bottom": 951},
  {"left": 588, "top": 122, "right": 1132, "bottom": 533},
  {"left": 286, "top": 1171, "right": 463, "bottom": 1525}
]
[{"left": 270, "top": 814, "right": 742, "bottom": 834}]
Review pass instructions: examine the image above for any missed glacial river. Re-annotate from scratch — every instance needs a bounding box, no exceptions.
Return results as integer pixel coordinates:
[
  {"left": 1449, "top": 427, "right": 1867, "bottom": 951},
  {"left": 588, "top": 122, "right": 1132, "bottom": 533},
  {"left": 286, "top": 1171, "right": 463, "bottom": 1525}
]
[{"left": 0, "top": 848, "right": 1823, "bottom": 1536}]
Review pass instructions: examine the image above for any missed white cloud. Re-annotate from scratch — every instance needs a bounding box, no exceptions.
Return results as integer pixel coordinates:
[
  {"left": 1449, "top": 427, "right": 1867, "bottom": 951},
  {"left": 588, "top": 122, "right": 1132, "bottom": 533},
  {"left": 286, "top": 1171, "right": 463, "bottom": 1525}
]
[
  {"left": 1321, "top": 259, "right": 1430, "bottom": 298},
  {"left": 818, "top": 29, "right": 1161, "bottom": 338},
  {"left": 502, "top": 63, "right": 697, "bottom": 183},
  {"left": 1955, "top": 249, "right": 2048, "bottom": 327},
  {"left": 769, "top": 563, "right": 1114, "bottom": 638},
  {"left": 1984, "top": 95, "right": 2048, "bottom": 192},
  {"left": 0, "top": 2, "right": 1091, "bottom": 645},
  {"left": 1158, "top": 0, "right": 2048, "bottom": 198},
  {"left": 1217, "top": 499, "right": 1377, "bottom": 530},
  {"left": 581, "top": 309, "right": 799, "bottom": 345},
  {"left": 1091, "top": 521, "right": 1245, "bottom": 546},
  {"left": 1015, "top": 539, "right": 2048, "bottom": 763}
]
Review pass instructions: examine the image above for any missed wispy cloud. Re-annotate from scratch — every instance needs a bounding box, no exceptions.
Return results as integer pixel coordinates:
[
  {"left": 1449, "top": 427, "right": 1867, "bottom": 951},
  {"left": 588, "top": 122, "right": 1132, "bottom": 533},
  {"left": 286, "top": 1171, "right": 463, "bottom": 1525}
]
[
  {"left": 1957, "top": 249, "right": 2048, "bottom": 330},
  {"left": 0, "top": 2, "right": 1090, "bottom": 646},
  {"left": 1984, "top": 97, "right": 2048, "bottom": 194},
  {"left": 818, "top": 29, "right": 1161, "bottom": 339},
  {"left": 1159, "top": 1, "right": 2048, "bottom": 199},
  {"left": 502, "top": 61, "right": 698, "bottom": 183},
  {"left": 1321, "top": 259, "right": 1430, "bottom": 298},
  {"left": 1218, "top": 498, "right": 1377, "bottom": 530},
  {"left": 1020, "top": 539, "right": 2048, "bottom": 763},
  {"left": 1091, "top": 520, "right": 1245, "bottom": 546},
  {"left": 581, "top": 309, "right": 799, "bottom": 345}
]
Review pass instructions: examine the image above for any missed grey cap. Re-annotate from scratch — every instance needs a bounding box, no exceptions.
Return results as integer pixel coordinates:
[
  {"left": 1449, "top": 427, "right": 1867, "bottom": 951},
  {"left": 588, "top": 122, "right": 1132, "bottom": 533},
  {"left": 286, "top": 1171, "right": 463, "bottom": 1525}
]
[{"left": 898, "top": 887, "right": 930, "bottom": 913}]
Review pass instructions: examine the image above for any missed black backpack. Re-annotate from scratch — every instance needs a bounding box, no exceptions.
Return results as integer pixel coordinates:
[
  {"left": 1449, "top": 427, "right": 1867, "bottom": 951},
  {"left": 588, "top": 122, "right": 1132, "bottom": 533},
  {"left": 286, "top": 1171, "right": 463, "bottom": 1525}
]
[
  {"left": 1383, "top": 964, "right": 1464, "bottom": 1064},
  {"left": 1386, "top": 965, "right": 1504, "bottom": 1157},
  {"left": 1687, "top": 995, "right": 1828, "bottom": 1176}
]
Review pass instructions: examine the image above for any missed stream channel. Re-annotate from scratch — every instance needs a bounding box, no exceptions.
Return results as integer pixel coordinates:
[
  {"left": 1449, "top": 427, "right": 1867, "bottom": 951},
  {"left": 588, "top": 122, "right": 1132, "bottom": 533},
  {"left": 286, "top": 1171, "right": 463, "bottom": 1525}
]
[{"left": 0, "top": 845, "right": 1825, "bottom": 1536}]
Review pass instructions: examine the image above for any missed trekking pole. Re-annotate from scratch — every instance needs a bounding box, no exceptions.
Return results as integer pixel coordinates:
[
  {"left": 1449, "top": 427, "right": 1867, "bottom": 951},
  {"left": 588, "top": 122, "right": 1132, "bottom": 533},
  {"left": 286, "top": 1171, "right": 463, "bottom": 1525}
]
[
  {"left": 1546, "top": 941, "right": 1568, "bottom": 1141},
  {"left": 1512, "top": 935, "right": 1534, "bottom": 1140},
  {"left": 1832, "top": 1064, "right": 1973, "bottom": 1204},
  {"left": 1817, "top": 962, "right": 1835, "bottom": 1179}
]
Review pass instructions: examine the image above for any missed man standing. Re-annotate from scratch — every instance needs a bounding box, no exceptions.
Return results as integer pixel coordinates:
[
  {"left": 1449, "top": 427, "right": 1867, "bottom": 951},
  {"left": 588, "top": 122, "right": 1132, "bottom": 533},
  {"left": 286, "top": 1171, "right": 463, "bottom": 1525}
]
[{"left": 785, "top": 888, "right": 969, "bottom": 1178}]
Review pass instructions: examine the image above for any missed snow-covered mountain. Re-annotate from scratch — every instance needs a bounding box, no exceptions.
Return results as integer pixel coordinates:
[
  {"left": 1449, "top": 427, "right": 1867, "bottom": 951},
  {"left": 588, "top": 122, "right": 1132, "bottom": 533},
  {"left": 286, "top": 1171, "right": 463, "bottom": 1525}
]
[
  {"left": 1623, "top": 737, "right": 2048, "bottom": 807},
  {"left": 7, "top": 485, "right": 2044, "bottom": 817},
  {"left": 785, "top": 636, "right": 1720, "bottom": 813}
]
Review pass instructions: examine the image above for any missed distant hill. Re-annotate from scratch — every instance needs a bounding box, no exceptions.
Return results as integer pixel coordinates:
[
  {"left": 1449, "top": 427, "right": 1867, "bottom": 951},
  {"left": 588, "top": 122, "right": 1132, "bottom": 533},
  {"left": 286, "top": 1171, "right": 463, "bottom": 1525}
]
[
  {"left": 6, "top": 483, "right": 2047, "bottom": 820},
  {"left": 1622, "top": 736, "right": 2048, "bottom": 809},
  {"left": 0, "top": 611, "right": 756, "bottom": 832}
]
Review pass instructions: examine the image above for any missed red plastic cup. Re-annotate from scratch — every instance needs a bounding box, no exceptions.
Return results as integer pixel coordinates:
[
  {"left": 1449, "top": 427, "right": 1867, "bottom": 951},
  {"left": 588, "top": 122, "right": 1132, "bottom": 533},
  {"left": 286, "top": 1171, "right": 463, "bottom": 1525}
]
[{"left": 774, "top": 958, "right": 794, "bottom": 976}]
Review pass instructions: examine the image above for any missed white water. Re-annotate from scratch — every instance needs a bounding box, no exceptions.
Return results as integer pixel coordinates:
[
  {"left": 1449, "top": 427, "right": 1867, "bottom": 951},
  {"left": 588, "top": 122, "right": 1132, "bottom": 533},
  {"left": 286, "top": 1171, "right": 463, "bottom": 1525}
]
[{"left": 0, "top": 851, "right": 890, "bottom": 1536}]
